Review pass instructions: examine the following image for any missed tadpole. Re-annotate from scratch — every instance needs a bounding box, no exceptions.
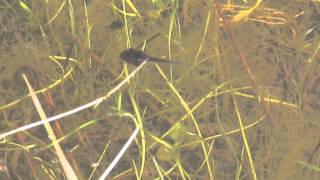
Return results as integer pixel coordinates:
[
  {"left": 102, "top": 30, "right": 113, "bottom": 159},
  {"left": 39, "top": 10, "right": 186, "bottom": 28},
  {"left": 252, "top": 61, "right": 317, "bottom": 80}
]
[
  {"left": 119, "top": 33, "right": 182, "bottom": 66},
  {"left": 120, "top": 48, "right": 178, "bottom": 66}
]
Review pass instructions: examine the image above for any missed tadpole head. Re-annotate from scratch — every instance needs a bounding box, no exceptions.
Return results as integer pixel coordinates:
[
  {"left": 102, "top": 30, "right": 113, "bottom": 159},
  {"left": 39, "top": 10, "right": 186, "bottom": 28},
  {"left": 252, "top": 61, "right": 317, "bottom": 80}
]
[
  {"left": 120, "top": 48, "right": 149, "bottom": 66},
  {"left": 108, "top": 20, "right": 123, "bottom": 31}
]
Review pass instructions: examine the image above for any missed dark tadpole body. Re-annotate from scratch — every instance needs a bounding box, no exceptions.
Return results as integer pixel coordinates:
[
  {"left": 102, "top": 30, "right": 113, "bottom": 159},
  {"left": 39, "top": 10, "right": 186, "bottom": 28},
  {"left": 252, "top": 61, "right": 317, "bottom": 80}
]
[
  {"left": 108, "top": 20, "right": 124, "bottom": 31},
  {"left": 120, "top": 48, "right": 179, "bottom": 66}
]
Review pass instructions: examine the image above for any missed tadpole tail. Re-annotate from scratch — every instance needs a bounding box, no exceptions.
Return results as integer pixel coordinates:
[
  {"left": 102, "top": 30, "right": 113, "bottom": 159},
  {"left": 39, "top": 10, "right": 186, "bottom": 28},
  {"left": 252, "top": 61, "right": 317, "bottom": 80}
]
[{"left": 148, "top": 57, "right": 184, "bottom": 65}]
